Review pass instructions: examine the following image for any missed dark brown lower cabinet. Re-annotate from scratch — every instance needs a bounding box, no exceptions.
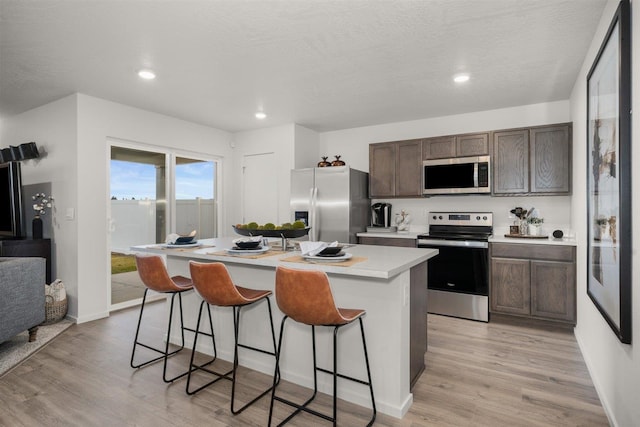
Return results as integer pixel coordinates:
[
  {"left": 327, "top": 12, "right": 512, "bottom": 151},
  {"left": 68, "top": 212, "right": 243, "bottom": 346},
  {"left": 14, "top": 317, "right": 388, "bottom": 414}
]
[
  {"left": 490, "top": 243, "right": 576, "bottom": 324},
  {"left": 358, "top": 236, "right": 416, "bottom": 247},
  {"left": 491, "top": 258, "right": 530, "bottom": 316}
]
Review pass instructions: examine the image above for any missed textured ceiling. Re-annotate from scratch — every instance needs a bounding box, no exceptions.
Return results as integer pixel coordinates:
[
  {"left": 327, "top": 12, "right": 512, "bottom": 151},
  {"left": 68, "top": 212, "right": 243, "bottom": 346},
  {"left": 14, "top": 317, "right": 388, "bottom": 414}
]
[{"left": 0, "top": 0, "right": 607, "bottom": 132}]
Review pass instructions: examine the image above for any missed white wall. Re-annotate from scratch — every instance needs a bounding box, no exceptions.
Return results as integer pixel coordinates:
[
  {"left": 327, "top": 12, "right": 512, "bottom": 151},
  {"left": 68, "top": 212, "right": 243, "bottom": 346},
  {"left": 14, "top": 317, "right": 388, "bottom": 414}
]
[
  {"left": 0, "top": 95, "right": 80, "bottom": 317},
  {"left": 293, "top": 124, "right": 320, "bottom": 169},
  {"left": 75, "top": 94, "right": 233, "bottom": 322},
  {"left": 570, "top": 1, "right": 639, "bottom": 425},
  {"left": 318, "top": 101, "right": 572, "bottom": 231},
  {"left": 231, "top": 124, "right": 296, "bottom": 226}
]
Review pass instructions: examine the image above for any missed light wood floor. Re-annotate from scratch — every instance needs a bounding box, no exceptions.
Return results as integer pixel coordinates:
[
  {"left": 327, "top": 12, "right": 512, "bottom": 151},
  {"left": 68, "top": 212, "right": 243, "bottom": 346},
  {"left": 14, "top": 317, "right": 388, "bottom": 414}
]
[{"left": 0, "top": 303, "right": 608, "bottom": 426}]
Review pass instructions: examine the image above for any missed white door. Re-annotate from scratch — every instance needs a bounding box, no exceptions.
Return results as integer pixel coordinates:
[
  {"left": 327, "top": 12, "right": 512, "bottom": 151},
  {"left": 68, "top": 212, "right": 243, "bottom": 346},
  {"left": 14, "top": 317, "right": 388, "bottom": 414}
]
[{"left": 242, "top": 153, "right": 278, "bottom": 224}]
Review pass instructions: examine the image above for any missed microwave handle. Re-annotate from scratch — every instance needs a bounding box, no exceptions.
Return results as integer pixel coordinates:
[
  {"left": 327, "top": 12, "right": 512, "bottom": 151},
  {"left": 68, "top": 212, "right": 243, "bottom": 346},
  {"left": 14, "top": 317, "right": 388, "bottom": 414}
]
[{"left": 473, "top": 162, "right": 478, "bottom": 188}]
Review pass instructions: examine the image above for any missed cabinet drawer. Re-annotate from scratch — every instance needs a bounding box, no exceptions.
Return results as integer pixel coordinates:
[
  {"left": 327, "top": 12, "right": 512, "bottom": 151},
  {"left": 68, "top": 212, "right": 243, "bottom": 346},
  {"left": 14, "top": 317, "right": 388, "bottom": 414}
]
[
  {"left": 491, "top": 243, "right": 574, "bottom": 262},
  {"left": 359, "top": 236, "right": 416, "bottom": 247}
]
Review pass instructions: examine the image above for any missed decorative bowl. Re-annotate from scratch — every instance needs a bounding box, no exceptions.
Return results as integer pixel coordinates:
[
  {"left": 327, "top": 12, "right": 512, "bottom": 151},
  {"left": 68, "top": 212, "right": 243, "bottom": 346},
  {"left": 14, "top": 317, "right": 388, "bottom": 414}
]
[{"left": 232, "top": 226, "right": 311, "bottom": 238}]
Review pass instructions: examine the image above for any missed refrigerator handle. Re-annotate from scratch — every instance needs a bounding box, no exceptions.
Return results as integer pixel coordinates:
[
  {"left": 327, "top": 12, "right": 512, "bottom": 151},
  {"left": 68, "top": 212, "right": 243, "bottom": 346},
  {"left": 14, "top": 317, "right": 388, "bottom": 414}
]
[{"left": 310, "top": 187, "right": 318, "bottom": 241}]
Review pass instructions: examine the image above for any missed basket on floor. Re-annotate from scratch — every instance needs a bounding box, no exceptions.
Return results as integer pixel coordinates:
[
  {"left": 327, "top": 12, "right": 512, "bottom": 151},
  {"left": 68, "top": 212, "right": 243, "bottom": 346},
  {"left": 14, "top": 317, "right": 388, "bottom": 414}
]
[{"left": 44, "top": 294, "right": 68, "bottom": 324}]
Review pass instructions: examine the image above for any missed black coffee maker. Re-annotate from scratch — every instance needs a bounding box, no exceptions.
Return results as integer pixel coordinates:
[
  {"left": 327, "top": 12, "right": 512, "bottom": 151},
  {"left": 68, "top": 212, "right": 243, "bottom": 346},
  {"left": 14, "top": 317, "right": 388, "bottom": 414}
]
[{"left": 371, "top": 203, "right": 392, "bottom": 227}]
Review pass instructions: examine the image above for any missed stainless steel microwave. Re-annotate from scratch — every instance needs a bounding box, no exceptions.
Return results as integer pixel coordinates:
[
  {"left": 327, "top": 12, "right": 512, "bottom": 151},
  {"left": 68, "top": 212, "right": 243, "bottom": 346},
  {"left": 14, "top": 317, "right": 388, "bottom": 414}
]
[{"left": 423, "top": 155, "right": 490, "bottom": 195}]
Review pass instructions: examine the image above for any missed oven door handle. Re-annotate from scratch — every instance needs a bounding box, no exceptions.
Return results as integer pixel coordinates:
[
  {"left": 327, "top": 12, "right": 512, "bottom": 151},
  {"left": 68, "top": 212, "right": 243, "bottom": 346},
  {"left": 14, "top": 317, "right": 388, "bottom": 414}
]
[{"left": 418, "top": 239, "right": 488, "bottom": 249}]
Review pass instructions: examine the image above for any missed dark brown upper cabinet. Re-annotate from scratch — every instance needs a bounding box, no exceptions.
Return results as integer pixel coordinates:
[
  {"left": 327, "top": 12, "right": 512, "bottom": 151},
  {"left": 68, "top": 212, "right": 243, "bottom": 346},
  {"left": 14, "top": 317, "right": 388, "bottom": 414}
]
[
  {"left": 423, "top": 132, "right": 489, "bottom": 160},
  {"left": 493, "top": 129, "right": 530, "bottom": 194},
  {"left": 529, "top": 125, "right": 571, "bottom": 194},
  {"left": 457, "top": 133, "right": 490, "bottom": 157},
  {"left": 369, "top": 139, "right": 423, "bottom": 198},
  {"left": 493, "top": 123, "right": 571, "bottom": 196},
  {"left": 422, "top": 136, "right": 455, "bottom": 159}
]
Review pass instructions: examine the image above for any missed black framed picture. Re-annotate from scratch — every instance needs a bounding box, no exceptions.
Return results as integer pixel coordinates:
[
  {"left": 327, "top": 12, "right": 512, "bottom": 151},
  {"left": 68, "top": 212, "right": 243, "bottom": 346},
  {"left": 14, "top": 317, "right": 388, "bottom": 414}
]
[{"left": 586, "top": 0, "right": 632, "bottom": 344}]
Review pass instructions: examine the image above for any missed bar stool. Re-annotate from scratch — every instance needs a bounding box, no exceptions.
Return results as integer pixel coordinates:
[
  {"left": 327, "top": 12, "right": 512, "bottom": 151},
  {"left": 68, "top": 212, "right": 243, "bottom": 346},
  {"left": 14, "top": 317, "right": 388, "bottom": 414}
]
[
  {"left": 268, "top": 266, "right": 376, "bottom": 427},
  {"left": 187, "top": 261, "right": 279, "bottom": 414},
  {"left": 131, "top": 254, "right": 211, "bottom": 383}
]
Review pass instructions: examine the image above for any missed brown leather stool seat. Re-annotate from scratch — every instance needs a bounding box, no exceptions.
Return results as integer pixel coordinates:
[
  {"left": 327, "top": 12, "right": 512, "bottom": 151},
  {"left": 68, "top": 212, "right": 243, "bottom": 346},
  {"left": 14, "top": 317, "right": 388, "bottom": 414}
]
[
  {"left": 131, "top": 254, "right": 210, "bottom": 383},
  {"left": 268, "top": 266, "right": 376, "bottom": 426},
  {"left": 186, "top": 261, "right": 279, "bottom": 414}
]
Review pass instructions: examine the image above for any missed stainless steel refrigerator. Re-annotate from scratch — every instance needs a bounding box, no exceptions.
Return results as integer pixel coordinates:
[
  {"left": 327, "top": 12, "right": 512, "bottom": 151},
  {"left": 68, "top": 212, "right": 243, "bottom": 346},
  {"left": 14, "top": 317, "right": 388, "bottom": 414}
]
[{"left": 290, "top": 166, "right": 369, "bottom": 243}]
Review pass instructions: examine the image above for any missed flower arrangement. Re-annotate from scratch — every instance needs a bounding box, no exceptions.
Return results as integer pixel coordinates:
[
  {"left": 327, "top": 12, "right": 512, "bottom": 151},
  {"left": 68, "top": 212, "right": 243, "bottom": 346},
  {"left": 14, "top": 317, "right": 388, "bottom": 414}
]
[
  {"left": 527, "top": 217, "right": 544, "bottom": 225},
  {"left": 32, "top": 192, "right": 54, "bottom": 217}
]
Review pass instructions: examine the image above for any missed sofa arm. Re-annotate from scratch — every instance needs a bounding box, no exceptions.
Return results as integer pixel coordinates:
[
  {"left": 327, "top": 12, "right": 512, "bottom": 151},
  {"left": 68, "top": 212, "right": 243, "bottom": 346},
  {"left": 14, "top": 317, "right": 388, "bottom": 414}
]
[{"left": 0, "top": 257, "right": 46, "bottom": 343}]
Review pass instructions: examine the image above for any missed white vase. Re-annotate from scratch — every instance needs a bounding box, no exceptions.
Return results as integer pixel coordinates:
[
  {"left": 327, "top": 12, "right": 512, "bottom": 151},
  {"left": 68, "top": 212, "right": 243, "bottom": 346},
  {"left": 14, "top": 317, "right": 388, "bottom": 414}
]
[{"left": 529, "top": 224, "right": 542, "bottom": 236}]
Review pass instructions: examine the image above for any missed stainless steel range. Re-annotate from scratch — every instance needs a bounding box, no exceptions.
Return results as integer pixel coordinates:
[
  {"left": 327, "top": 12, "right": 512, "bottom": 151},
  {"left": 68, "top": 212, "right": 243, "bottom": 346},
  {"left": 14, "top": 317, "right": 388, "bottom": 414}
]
[{"left": 417, "top": 212, "right": 493, "bottom": 322}]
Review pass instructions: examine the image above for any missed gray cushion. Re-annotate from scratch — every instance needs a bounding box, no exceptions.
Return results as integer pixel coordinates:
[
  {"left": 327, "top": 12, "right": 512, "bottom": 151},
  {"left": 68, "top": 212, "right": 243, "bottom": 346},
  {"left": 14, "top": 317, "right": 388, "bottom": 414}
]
[{"left": 0, "top": 257, "right": 46, "bottom": 343}]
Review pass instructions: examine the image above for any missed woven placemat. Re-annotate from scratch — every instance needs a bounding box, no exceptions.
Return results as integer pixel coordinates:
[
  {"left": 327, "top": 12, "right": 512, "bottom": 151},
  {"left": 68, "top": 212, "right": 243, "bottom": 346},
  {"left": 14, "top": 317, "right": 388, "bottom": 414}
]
[
  {"left": 207, "top": 249, "right": 287, "bottom": 259},
  {"left": 159, "top": 244, "right": 216, "bottom": 252},
  {"left": 279, "top": 255, "right": 367, "bottom": 267}
]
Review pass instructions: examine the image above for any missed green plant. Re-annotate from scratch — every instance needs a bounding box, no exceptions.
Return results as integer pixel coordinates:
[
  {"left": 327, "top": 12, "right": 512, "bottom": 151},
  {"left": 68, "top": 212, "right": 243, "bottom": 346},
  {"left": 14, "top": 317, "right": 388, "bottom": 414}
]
[{"left": 527, "top": 217, "right": 544, "bottom": 225}]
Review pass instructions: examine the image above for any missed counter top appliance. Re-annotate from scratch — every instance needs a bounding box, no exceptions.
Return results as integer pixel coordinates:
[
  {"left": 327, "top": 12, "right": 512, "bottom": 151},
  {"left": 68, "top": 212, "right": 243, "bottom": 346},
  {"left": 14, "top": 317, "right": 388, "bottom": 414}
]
[
  {"left": 367, "top": 202, "right": 396, "bottom": 232},
  {"left": 417, "top": 212, "right": 493, "bottom": 321}
]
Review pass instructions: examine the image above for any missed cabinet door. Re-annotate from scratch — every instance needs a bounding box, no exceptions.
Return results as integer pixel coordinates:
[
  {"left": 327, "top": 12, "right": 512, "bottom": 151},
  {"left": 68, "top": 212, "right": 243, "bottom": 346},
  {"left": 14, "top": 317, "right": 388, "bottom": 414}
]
[
  {"left": 396, "top": 140, "right": 423, "bottom": 197},
  {"left": 423, "top": 136, "right": 455, "bottom": 160},
  {"left": 490, "top": 257, "right": 530, "bottom": 315},
  {"left": 530, "top": 125, "right": 571, "bottom": 194},
  {"left": 493, "top": 129, "right": 529, "bottom": 194},
  {"left": 369, "top": 143, "right": 396, "bottom": 197},
  {"left": 531, "top": 260, "right": 576, "bottom": 322},
  {"left": 457, "top": 133, "right": 489, "bottom": 157}
]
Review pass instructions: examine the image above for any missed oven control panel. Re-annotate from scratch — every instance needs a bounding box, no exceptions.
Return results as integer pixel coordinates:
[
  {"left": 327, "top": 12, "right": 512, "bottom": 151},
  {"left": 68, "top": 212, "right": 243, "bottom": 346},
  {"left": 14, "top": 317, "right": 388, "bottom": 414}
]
[{"left": 428, "top": 212, "right": 493, "bottom": 227}]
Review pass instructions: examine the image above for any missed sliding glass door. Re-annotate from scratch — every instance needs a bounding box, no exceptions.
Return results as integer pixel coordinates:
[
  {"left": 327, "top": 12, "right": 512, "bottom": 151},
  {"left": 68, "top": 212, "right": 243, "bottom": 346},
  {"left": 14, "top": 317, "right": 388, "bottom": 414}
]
[
  {"left": 174, "top": 156, "right": 217, "bottom": 239},
  {"left": 109, "top": 144, "right": 218, "bottom": 309}
]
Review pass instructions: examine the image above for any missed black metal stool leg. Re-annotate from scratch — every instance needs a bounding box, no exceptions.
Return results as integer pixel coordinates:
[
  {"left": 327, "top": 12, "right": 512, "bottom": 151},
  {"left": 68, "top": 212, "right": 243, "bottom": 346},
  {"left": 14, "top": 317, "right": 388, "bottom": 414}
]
[
  {"left": 268, "top": 315, "right": 288, "bottom": 427},
  {"left": 131, "top": 290, "right": 189, "bottom": 380},
  {"left": 333, "top": 326, "right": 339, "bottom": 427},
  {"left": 359, "top": 317, "right": 377, "bottom": 427},
  {"left": 130, "top": 288, "right": 149, "bottom": 368},
  {"left": 271, "top": 323, "right": 333, "bottom": 427},
  {"left": 230, "top": 297, "right": 280, "bottom": 414},
  {"left": 161, "top": 292, "right": 187, "bottom": 382},
  {"left": 186, "top": 301, "right": 229, "bottom": 395},
  {"left": 269, "top": 318, "right": 376, "bottom": 426}
]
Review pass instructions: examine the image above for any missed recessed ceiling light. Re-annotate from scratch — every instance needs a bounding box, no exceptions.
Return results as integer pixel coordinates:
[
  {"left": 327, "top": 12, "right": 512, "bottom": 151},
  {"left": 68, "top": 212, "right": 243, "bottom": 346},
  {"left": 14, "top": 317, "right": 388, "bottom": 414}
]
[
  {"left": 255, "top": 112, "right": 267, "bottom": 119},
  {"left": 453, "top": 73, "right": 470, "bottom": 83},
  {"left": 137, "top": 69, "right": 156, "bottom": 80}
]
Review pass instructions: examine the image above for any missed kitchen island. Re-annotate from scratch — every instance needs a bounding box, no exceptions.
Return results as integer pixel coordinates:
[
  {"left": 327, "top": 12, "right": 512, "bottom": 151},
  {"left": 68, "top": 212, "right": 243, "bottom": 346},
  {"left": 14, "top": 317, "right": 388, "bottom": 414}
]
[{"left": 132, "top": 237, "right": 438, "bottom": 418}]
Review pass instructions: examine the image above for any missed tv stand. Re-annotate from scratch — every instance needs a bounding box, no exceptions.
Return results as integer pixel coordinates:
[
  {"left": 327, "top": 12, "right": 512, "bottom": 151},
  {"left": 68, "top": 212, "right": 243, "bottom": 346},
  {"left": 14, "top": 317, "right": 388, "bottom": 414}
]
[{"left": 0, "top": 238, "right": 52, "bottom": 284}]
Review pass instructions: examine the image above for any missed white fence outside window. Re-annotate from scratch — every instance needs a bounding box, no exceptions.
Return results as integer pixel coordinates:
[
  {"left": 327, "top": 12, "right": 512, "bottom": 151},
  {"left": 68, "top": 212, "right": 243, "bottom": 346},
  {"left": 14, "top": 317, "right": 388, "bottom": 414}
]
[{"left": 110, "top": 199, "right": 217, "bottom": 253}]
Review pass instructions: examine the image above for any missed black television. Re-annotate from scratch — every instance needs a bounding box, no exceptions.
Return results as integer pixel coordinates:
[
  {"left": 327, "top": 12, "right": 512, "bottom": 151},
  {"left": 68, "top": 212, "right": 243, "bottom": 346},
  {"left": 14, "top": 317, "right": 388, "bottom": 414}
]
[{"left": 0, "top": 161, "right": 24, "bottom": 238}]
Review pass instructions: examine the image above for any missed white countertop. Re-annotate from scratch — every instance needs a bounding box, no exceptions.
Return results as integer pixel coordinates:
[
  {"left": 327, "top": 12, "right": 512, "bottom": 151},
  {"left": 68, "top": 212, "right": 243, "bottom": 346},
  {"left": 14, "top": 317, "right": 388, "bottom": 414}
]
[
  {"left": 132, "top": 237, "right": 437, "bottom": 280},
  {"left": 489, "top": 234, "right": 577, "bottom": 246},
  {"left": 356, "top": 231, "right": 420, "bottom": 239}
]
